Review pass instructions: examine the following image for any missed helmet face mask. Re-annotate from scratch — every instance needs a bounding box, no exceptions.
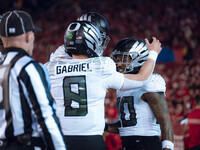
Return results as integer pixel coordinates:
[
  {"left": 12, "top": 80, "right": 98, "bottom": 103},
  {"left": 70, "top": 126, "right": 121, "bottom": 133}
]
[
  {"left": 101, "top": 32, "right": 110, "bottom": 50},
  {"left": 64, "top": 21, "right": 103, "bottom": 58},
  {"left": 111, "top": 38, "right": 149, "bottom": 74},
  {"left": 111, "top": 51, "right": 138, "bottom": 73},
  {"left": 78, "top": 12, "right": 110, "bottom": 50}
]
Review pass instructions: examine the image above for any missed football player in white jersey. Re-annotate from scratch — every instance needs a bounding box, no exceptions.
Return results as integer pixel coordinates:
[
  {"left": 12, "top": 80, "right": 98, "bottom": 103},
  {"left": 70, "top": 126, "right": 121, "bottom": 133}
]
[
  {"left": 45, "top": 21, "right": 161, "bottom": 150},
  {"left": 108, "top": 38, "right": 174, "bottom": 150},
  {"left": 48, "top": 12, "right": 110, "bottom": 62}
]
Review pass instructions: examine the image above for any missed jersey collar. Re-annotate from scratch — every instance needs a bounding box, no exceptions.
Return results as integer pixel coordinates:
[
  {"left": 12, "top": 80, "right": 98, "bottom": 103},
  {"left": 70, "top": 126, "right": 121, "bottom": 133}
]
[{"left": 2, "top": 47, "right": 29, "bottom": 56}]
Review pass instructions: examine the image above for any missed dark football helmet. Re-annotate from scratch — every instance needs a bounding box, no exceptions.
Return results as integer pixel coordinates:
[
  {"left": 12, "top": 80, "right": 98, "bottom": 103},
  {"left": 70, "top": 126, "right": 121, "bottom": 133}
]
[
  {"left": 111, "top": 38, "right": 149, "bottom": 74},
  {"left": 78, "top": 12, "right": 110, "bottom": 50},
  {"left": 64, "top": 20, "right": 103, "bottom": 58}
]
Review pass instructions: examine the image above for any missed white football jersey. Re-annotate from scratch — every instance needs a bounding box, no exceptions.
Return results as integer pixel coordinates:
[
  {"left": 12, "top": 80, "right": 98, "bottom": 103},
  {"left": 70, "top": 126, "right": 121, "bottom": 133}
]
[
  {"left": 117, "top": 73, "right": 166, "bottom": 136},
  {"left": 45, "top": 57, "right": 124, "bottom": 135}
]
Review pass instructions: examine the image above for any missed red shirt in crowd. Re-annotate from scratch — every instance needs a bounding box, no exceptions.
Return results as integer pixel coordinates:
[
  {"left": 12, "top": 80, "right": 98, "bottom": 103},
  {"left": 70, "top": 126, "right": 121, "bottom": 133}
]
[{"left": 187, "top": 108, "right": 200, "bottom": 148}]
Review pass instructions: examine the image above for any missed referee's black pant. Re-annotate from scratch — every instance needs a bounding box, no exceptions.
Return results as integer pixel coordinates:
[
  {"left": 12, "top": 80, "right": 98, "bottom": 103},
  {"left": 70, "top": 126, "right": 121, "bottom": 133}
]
[{"left": 0, "top": 137, "right": 46, "bottom": 150}]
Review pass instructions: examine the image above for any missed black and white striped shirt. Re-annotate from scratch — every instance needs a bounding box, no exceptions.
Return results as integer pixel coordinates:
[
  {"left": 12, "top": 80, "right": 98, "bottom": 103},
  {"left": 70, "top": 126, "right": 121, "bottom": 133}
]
[{"left": 0, "top": 47, "right": 66, "bottom": 150}]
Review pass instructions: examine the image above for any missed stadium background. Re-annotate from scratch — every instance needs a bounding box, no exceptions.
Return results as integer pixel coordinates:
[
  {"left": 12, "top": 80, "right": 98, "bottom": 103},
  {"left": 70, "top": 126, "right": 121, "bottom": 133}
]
[{"left": 1, "top": 0, "right": 200, "bottom": 149}]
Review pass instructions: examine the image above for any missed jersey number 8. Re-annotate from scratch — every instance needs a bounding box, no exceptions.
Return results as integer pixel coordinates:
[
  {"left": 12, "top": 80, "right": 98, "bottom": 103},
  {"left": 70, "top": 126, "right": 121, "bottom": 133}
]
[{"left": 63, "top": 75, "right": 88, "bottom": 116}]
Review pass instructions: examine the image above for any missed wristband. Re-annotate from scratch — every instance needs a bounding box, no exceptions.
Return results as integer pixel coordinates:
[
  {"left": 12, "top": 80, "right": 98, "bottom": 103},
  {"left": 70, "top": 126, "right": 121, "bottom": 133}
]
[
  {"left": 148, "top": 50, "right": 158, "bottom": 61},
  {"left": 162, "top": 140, "right": 174, "bottom": 150}
]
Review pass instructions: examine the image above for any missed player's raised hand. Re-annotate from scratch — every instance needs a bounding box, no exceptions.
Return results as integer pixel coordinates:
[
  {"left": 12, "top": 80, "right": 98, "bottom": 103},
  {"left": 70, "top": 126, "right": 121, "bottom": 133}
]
[{"left": 145, "top": 37, "right": 162, "bottom": 54}]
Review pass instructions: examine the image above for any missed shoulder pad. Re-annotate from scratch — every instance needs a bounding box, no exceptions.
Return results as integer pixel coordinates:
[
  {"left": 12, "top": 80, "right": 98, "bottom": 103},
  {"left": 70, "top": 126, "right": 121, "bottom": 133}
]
[
  {"left": 49, "top": 45, "right": 72, "bottom": 61},
  {"left": 91, "top": 57, "right": 117, "bottom": 76},
  {"left": 143, "top": 73, "right": 166, "bottom": 93},
  {"left": 101, "top": 57, "right": 117, "bottom": 75}
]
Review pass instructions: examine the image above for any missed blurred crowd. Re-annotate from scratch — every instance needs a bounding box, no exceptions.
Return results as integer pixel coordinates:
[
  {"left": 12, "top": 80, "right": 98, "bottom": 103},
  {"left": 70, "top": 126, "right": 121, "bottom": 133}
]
[
  {"left": 1, "top": 0, "right": 200, "bottom": 149},
  {"left": 1, "top": 0, "right": 199, "bottom": 62}
]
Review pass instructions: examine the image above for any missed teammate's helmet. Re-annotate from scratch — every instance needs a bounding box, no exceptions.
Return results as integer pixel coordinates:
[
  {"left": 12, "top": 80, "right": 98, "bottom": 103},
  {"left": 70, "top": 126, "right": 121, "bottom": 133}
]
[
  {"left": 78, "top": 12, "right": 110, "bottom": 50},
  {"left": 111, "top": 38, "right": 149, "bottom": 74},
  {"left": 64, "top": 20, "right": 103, "bottom": 58}
]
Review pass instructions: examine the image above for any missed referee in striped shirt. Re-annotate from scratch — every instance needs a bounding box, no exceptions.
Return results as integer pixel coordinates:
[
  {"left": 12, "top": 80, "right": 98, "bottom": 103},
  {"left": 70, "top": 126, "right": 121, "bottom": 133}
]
[{"left": 0, "top": 10, "right": 67, "bottom": 150}]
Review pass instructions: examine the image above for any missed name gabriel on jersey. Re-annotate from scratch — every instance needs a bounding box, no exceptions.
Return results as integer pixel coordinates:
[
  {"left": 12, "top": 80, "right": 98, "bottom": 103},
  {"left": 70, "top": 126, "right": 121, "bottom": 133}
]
[{"left": 56, "top": 63, "right": 92, "bottom": 74}]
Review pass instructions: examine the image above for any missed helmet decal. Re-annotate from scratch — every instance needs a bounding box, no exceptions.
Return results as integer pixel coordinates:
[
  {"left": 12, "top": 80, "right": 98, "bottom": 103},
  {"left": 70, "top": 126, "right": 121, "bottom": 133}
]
[
  {"left": 64, "top": 21, "right": 103, "bottom": 58},
  {"left": 78, "top": 12, "right": 110, "bottom": 50}
]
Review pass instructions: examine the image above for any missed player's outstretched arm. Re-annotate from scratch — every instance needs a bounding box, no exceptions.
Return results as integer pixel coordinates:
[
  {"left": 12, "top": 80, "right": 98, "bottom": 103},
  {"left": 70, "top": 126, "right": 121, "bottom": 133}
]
[
  {"left": 142, "top": 92, "right": 174, "bottom": 150},
  {"left": 124, "top": 37, "right": 162, "bottom": 81}
]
